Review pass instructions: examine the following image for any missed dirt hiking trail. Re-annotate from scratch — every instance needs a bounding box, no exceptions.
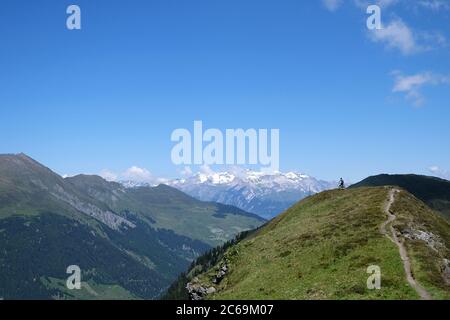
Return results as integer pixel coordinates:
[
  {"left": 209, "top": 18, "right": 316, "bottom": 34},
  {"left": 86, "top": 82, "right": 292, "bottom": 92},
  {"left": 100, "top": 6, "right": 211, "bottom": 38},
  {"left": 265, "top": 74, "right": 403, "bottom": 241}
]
[{"left": 381, "top": 188, "right": 432, "bottom": 300}]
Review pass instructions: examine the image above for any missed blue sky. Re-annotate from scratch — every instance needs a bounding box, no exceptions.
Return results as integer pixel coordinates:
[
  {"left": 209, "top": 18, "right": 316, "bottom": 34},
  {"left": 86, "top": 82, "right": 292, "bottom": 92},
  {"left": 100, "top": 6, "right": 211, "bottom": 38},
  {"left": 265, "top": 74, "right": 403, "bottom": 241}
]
[{"left": 0, "top": 0, "right": 449, "bottom": 182}]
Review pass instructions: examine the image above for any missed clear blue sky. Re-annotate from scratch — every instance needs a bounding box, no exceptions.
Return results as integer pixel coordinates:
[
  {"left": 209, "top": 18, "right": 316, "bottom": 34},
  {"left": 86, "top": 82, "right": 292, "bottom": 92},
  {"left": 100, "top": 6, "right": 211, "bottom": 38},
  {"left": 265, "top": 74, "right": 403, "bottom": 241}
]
[{"left": 1, "top": 0, "right": 449, "bottom": 182}]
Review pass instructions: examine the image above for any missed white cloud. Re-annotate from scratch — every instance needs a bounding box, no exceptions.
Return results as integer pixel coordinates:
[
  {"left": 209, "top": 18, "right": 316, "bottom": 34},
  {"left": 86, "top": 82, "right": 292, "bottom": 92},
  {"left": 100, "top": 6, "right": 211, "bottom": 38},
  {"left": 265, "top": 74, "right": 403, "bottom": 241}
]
[
  {"left": 418, "top": 30, "right": 448, "bottom": 49},
  {"left": 418, "top": 0, "right": 450, "bottom": 11},
  {"left": 99, "top": 166, "right": 163, "bottom": 184},
  {"left": 369, "top": 19, "right": 418, "bottom": 55},
  {"left": 325, "top": 0, "right": 399, "bottom": 11},
  {"left": 322, "top": 0, "right": 344, "bottom": 11},
  {"left": 324, "top": 0, "right": 450, "bottom": 14},
  {"left": 199, "top": 164, "right": 215, "bottom": 175},
  {"left": 429, "top": 166, "right": 450, "bottom": 180},
  {"left": 179, "top": 166, "right": 193, "bottom": 177},
  {"left": 99, "top": 169, "right": 118, "bottom": 182},
  {"left": 155, "top": 177, "right": 170, "bottom": 185},
  {"left": 324, "top": 1, "right": 447, "bottom": 54},
  {"left": 368, "top": 17, "right": 447, "bottom": 55},
  {"left": 377, "top": 0, "right": 399, "bottom": 7},
  {"left": 353, "top": 0, "right": 399, "bottom": 9},
  {"left": 121, "top": 166, "right": 153, "bottom": 183},
  {"left": 391, "top": 71, "right": 450, "bottom": 106}
]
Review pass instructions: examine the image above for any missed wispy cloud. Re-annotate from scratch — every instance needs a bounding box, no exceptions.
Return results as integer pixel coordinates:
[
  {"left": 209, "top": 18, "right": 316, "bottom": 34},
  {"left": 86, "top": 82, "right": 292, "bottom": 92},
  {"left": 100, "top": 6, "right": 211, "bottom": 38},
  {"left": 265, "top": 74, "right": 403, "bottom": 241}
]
[
  {"left": 418, "top": 30, "right": 448, "bottom": 49},
  {"left": 179, "top": 166, "right": 193, "bottom": 177},
  {"left": 99, "top": 169, "right": 118, "bottom": 182},
  {"left": 353, "top": 0, "right": 399, "bottom": 9},
  {"left": 100, "top": 166, "right": 168, "bottom": 184},
  {"left": 199, "top": 164, "right": 215, "bottom": 175},
  {"left": 324, "top": 0, "right": 399, "bottom": 11},
  {"left": 417, "top": 0, "right": 450, "bottom": 11},
  {"left": 122, "top": 166, "right": 153, "bottom": 182},
  {"left": 323, "top": 1, "right": 447, "bottom": 54},
  {"left": 391, "top": 71, "right": 450, "bottom": 106},
  {"left": 368, "top": 18, "right": 447, "bottom": 55},
  {"left": 335, "top": 0, "right": 449, "bottom": 11},
  {"left": 322, "top": 0, "right": 344, "bottom": 11},
  {"left": 369, "top": 19, "right": 418, "bottom": 54},
  {"left": 429, "top": 166, "right": 450, "bottom": 180}
]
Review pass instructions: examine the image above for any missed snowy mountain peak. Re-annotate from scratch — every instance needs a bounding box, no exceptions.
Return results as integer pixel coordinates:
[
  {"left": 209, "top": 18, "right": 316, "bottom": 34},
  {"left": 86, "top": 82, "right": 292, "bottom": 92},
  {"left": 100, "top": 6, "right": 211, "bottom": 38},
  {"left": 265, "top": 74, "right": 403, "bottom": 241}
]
[
  {"left": 119, "top": 180, "right": 154, "bottom": 188},
  {"left": 198, "top": 172, "right": 236, "bottom": 184},
  {"left": 173, "top": 169, "right": 313, "bottom": 187},
  {"left": 166, "top": 169, "right": 335, "bottom": 219}
]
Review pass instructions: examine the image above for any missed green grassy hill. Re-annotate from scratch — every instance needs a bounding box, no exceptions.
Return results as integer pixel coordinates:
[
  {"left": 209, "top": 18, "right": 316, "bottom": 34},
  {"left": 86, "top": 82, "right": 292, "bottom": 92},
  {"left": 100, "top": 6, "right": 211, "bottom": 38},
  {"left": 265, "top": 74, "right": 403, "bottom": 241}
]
[
  {"left": 0, "top": 154, "right": 264, "bottom": 299},
  {"left": 166, "top": 187, "right": 450, "bottom": 300},
  {"left": 350, "top": 174, "right": 450, "bottom": 220}
]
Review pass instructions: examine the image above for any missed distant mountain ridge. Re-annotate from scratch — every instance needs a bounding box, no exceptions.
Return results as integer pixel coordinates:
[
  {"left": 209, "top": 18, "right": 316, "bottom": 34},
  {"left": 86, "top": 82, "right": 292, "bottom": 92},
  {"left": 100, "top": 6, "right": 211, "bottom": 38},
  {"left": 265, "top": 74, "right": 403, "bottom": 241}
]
[
  {"left": 164, "top": 170, "right": 335, "bottom": 219},
  {"left": 0, "top": 154, "right": 264, "bottom": 299}
]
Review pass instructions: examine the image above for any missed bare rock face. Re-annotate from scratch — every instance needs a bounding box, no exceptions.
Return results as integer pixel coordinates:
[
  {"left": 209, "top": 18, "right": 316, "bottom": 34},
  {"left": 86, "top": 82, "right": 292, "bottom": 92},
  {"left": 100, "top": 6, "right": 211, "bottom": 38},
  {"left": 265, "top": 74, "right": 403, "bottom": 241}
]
[
  {"left": 402, "top": 227, "right": 450, "bottom": 286},
  {"left": 51, "top": 184, "right": 135, "bottom": 230},
  {"left": 186, "top": 259, "right": 229, "bottom": 300},
  {"left": 186, "top": 278, "right": 216, "bottom": 301},
  {"left": 401, "top": 227, "right": 444, "bottom": 252},
  {"left": 212, "top": 261, "right": 228, "bottom": 284}
]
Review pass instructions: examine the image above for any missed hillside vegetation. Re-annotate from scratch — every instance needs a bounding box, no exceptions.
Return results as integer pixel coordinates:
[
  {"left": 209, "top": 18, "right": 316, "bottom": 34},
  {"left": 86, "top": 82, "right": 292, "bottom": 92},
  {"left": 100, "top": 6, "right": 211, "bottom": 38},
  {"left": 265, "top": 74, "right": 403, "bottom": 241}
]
[
  {"left": 0, "top": 154, "right": 264, "bottom": 299},
  {"left": 66, "top": 175, "right": 265, "bottom": 246},
  {"left": 351, "top": 174, "right": 450, "bottom": 220},
  {"left": 167, "top": 187, "right": 450, "bottom": 300}
]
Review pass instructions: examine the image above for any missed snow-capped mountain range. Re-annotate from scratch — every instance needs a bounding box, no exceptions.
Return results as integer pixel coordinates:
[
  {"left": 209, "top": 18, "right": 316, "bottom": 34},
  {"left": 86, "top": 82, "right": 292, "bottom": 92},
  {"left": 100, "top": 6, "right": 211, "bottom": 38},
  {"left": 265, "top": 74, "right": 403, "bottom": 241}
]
[
  {"left": 119, "top": 169, "right": 335, "bottom": 219},
  {"left": 167, "top": 170, "right": 335, "bottom": 219}
]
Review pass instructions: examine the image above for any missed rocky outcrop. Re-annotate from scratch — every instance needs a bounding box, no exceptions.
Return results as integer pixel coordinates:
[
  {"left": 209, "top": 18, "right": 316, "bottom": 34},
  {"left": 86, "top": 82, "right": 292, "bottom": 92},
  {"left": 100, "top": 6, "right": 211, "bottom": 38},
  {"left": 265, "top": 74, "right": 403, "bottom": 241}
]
[
  {"left": 401, "top": 227, "right": 450, "bottom": 287},
  {"left": 401, "top": 228, "right": 443, "bottom": 252},
  {"left": 51, "top": 184, "right": 135, "bottom": 230},
  {"left": 186, "top": 278, "right": 216, "bottom": 301},
  {"left": 212, "top": 261, "right": 228, "bottom": 284},
  {"left": 186, "top": 260, "right": 229, "bottom": 300}
]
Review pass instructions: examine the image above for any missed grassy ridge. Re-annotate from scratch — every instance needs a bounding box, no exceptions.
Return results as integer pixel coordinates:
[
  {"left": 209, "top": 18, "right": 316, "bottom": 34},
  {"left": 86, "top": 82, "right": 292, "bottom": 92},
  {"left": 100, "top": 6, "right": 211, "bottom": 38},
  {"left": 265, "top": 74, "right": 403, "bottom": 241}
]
[
  {"left": 172, "top": 187, "right": 450, "bottom": 300},
  {"left": 351, "top": 174, "right": 450, "bottom": 220}
]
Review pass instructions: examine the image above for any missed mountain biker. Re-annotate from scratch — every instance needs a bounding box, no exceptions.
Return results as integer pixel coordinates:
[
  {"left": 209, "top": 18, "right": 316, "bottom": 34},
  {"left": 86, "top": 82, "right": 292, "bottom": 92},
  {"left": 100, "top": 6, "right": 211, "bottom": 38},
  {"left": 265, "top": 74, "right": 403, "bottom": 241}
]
[{"left": 339, "top": 178, "right": 345, "bottom": 189}]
